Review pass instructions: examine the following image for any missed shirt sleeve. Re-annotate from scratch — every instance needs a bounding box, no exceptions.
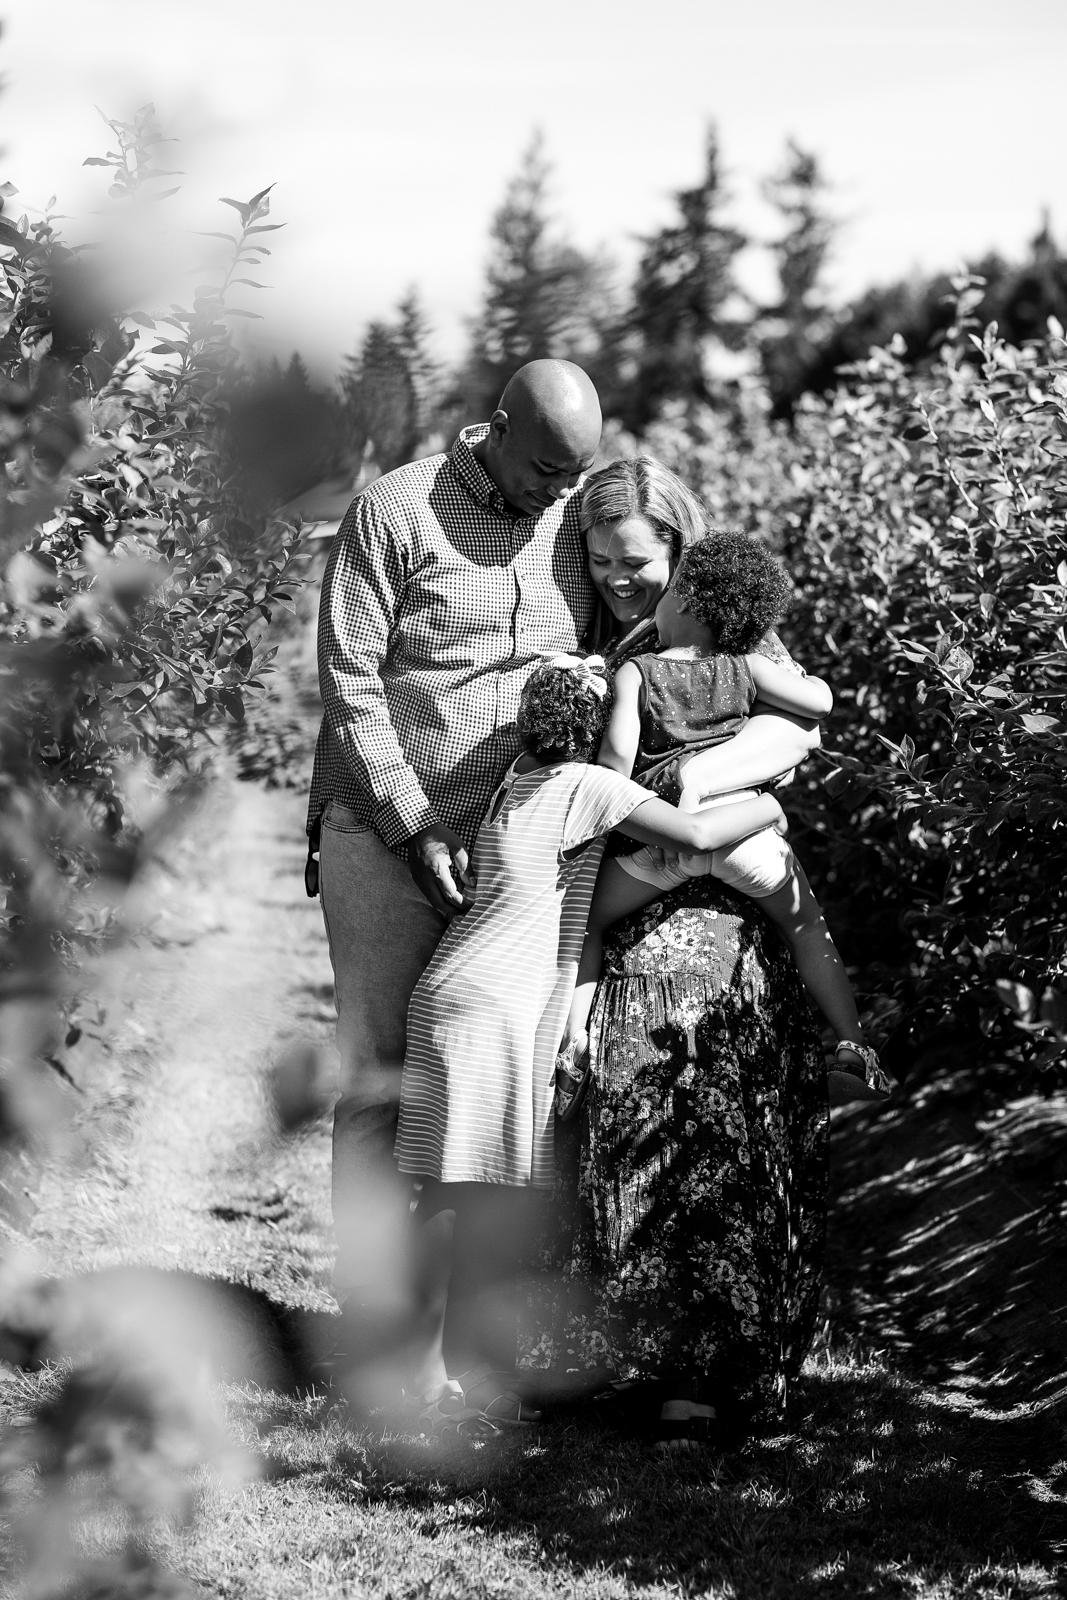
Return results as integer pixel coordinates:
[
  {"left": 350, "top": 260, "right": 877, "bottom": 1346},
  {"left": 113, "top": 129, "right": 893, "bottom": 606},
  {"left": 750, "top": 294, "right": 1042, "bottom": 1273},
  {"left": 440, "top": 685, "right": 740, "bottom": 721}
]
[
  {"left": 561, "top": 766, "right": 653, "bottom": 854},
  {"left": 317, "top": 493, "right": 437, "bottom": 848}
]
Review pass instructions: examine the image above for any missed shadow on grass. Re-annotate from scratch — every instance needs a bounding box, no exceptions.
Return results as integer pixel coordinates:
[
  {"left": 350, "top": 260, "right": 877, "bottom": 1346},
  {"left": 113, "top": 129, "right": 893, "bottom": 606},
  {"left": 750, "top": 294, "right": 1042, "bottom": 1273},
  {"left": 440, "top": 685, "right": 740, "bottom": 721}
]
[
  {"left": 239, "top": 1356, "right": 1064, "bottom": 1600},
  {"left": 825, "top": 1092, "right": 1067, "bottom": 1417},
  {"left": 3, "top": 1261, "right": 1064, "bottom": 1597}
]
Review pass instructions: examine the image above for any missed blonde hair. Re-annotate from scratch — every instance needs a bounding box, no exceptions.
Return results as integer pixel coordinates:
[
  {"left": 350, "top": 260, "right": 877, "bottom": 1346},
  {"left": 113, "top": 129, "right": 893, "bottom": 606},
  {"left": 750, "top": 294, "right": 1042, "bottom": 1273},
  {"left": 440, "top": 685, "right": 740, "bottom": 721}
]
[{"left": 578, "top": 457, "right": 708, "bottom": 566}]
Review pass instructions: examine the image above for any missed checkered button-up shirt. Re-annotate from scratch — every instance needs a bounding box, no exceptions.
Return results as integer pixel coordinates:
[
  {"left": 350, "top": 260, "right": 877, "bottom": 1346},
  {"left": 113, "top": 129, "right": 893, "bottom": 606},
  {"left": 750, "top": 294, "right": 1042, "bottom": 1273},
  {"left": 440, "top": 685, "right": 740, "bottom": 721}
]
[{"left": 306, "top": 424, "right": 593, "bottom": 855}]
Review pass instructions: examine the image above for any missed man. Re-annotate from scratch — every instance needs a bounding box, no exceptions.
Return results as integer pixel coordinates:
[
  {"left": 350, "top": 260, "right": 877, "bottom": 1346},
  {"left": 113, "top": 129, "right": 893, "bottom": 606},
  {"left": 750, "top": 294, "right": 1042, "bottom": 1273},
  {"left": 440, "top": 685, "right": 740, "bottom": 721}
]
[{"left": 306, "top": 359, "right": 602, "bottom": 1408}]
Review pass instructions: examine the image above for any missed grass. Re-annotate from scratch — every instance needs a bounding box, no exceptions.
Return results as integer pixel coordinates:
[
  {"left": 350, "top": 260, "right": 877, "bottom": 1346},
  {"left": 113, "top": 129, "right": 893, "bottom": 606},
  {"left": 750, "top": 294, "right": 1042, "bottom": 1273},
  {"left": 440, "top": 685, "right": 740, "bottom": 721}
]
[
  {"left": 0, "top": 759, "right": 1063, "bottom": 1598},
  {"left": 2, "top": 1268, "right": 1060, "bottom": 1598},
  {"left": 155, "top": 1345, "right": 1061, "bottom": 1600}
]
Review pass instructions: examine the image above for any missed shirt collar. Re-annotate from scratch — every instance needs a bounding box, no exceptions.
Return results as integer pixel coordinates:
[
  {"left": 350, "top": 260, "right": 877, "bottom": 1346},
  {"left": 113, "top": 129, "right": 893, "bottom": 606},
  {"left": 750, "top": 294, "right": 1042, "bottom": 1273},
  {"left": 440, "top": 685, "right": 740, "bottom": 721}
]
[{"left": 449, "top": 423, "right": 510, "bottom": 515}]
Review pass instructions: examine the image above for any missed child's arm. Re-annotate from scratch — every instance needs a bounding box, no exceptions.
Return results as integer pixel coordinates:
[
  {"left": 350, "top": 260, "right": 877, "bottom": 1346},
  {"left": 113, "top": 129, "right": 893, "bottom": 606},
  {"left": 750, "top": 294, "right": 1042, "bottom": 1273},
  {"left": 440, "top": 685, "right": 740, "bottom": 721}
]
[
  {"left": 596, "top": 660, "right": 642, "bottom": 776},
  {"left": 616, "top": 789, "right": 785, "bottom": 855},
  {"left": 746, "top": 654, "right": 833, "bottom": 719}
]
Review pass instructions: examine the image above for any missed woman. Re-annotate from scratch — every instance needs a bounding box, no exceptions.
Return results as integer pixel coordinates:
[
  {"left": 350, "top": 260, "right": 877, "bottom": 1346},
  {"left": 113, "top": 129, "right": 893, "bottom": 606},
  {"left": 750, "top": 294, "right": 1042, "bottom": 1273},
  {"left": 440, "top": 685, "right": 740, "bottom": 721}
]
[{"left": 538, "top": 457, "right": 829, "bottom": 1444}]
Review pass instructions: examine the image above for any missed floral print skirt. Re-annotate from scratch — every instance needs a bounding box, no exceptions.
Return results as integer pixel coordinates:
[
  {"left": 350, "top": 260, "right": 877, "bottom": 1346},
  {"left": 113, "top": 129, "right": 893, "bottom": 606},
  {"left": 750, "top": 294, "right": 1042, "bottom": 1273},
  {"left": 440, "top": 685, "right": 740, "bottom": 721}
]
[{"left": 531, "top": 875, "right": 828, "bottom": 1431}]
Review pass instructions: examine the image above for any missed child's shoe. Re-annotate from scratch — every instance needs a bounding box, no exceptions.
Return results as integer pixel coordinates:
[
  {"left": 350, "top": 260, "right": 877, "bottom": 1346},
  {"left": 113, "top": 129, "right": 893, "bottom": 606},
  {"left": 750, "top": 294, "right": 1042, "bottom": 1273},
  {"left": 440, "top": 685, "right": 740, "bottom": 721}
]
[
  {"left": 828, "top": 1039, "right": 897, "bottom": 1106},
  {"left": 554, "top": 1033, "right": 591, "bottom": 1122}
]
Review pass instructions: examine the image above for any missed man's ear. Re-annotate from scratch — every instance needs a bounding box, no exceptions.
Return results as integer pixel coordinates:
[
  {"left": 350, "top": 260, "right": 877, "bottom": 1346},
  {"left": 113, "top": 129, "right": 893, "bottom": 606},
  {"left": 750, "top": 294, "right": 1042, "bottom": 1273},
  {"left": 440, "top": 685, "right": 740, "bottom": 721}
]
[{"left": 488, "top": 408, "right": 510, "bottom": 444}]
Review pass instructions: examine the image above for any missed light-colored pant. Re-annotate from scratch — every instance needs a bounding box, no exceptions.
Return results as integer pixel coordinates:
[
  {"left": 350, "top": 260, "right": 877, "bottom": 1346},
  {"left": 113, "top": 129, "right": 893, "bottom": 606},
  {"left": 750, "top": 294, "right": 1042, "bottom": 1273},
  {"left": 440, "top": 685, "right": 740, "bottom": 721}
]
[
  {"left": 617, "top": 789, "right": 794, "bottom": 900},
  {"left": 318, "top": 802, "right": 445, "bottom": 1369}
]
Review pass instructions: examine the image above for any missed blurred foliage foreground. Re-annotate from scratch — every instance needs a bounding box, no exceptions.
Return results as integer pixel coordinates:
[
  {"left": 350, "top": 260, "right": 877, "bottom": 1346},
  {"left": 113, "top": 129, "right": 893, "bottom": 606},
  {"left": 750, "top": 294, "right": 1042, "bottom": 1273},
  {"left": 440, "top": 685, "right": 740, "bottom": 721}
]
[
  {"left": 0, "top": 105, "right": 309, "bottom": 1595},
  {"left": 0, "top": 109, "right": 304, "bottom": 1166}
]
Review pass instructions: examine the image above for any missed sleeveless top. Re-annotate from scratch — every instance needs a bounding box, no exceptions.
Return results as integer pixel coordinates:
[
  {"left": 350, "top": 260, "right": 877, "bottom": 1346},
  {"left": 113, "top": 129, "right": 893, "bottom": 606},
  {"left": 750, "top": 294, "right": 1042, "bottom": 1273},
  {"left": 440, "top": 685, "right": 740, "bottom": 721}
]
[{"left": 631, "top": 652, "right": 756, "bottom": 797}]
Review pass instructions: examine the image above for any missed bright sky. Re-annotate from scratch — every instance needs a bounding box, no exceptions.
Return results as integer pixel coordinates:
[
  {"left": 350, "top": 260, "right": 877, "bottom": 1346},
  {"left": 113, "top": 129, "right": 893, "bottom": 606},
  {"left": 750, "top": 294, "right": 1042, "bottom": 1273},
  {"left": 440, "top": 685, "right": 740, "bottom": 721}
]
[{"left": 3, "top": 0, "right": 1065, "bottom": 376}]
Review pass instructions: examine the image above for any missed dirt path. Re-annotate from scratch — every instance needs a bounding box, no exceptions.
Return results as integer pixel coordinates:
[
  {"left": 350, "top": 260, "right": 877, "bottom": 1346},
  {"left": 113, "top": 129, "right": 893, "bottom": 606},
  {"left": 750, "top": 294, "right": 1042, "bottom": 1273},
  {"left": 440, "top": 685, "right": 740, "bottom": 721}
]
[{"left": 27, "top": 771, "right": 337, "bottom": 1315}]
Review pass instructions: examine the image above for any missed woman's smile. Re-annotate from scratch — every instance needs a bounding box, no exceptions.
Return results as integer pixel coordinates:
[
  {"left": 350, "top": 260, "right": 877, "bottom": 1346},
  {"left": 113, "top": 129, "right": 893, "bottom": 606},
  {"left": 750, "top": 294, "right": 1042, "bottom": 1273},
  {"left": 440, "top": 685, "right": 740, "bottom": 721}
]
[{"left": 585, "top": 514, "right": 673, "bottom": 626}]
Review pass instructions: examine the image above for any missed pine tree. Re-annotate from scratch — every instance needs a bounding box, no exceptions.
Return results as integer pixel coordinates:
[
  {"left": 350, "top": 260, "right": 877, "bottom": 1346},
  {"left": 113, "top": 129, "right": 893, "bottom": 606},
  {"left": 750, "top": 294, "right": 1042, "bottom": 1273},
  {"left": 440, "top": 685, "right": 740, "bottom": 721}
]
[
  {"left": 625, "top": 126, "right": 748, "bottom": 431},
  {"left": 757, "top": 139, "right": 837, "bottom": 417},
  {"left": 341, "top": 320, "right": 418, "bottom": 474},
  {"left": 395, "top": 286, "right": 441, "bottom": 442},
  {"left": 463, "top": 131, "right": 621, "bottom": 416}
]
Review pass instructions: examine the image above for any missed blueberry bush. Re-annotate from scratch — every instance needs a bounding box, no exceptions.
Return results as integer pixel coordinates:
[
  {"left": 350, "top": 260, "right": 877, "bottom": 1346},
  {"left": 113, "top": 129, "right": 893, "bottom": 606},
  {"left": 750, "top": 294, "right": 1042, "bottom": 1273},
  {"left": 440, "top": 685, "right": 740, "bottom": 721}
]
[
  {"left": 1, "top": 108, "right": 305, "bottom": 1151},
  {"left": 640, "top": 282, "right": 1067, "bottom": 1094}
]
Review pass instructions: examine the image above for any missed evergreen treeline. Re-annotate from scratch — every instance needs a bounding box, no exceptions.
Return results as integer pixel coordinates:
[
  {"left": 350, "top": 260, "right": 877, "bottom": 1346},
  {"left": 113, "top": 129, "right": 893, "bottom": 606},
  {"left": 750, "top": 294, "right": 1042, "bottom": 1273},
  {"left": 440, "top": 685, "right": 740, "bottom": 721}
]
[{"left": 239, "top": 125, "right": 1067, "bottom": 497}]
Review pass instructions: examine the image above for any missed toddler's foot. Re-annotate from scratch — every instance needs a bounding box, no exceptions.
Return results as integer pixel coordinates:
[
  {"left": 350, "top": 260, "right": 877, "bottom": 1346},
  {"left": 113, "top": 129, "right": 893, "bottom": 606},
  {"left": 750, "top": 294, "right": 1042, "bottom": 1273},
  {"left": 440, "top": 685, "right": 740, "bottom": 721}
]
[
  {"left": 828, "top": 1039, "right": 897, "bottom": 1106},
  {"left": 554, "top": 1032, "right": 590, "bottom": 1122}
]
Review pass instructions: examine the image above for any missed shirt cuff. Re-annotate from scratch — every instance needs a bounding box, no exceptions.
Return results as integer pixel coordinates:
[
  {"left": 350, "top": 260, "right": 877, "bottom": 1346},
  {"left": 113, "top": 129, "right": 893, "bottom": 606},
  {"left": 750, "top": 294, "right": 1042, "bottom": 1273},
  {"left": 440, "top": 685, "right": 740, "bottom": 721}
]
[{"left": 373, "top": 785, "right": 439, "bottom": 851}]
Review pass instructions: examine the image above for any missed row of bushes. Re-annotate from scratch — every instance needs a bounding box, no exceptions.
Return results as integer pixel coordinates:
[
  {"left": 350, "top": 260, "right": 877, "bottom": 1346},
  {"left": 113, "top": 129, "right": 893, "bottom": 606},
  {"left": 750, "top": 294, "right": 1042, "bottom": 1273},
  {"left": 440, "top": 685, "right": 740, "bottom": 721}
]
[
  {"left": 634, "top": 281, "right": 1066, "bottom": 1093},
  {"left": 1, "top": 109, "right": 305, "bottom": 1156}
]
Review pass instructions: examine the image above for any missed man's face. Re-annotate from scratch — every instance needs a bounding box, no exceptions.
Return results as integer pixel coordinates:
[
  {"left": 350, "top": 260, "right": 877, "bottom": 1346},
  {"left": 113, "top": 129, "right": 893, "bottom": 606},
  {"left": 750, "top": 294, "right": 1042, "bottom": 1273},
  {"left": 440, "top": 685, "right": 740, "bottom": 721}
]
[{"left": 487, "top": 411, "right": 599, "bottom": 519}]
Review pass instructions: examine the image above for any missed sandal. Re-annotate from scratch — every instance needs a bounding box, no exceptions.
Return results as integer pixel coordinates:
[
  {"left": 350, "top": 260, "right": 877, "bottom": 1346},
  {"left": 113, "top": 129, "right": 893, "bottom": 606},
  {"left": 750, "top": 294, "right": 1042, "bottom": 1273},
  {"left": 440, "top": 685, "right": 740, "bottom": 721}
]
[
  {"left": 454, "top": 1366, "right": 542, "bottom": 1428},
  {"left": 652, "top": 1400, "right": 723, "bottom": 1452},
  {"left": 406, "top": 1379, "right": 501, "bottom": 1442},
  {"left": 828, "top": 1039, "right": 897, "bottom": 1105},
  {"left": 554, "top": 1033, "right": 591, "bottom": 1122}
]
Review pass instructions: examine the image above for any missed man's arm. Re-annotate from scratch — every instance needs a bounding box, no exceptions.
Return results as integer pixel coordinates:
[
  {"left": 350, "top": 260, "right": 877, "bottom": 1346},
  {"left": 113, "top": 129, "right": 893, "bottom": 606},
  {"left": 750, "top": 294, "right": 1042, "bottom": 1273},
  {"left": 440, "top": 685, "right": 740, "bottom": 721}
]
[{"left": 318, "top": 495, "right": 470, "bottom": 915}]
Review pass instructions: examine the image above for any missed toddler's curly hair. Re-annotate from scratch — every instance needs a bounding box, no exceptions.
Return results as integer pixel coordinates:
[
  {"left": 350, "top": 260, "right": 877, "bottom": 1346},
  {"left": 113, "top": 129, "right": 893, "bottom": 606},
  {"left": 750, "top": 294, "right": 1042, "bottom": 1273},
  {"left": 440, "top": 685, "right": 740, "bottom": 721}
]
[
  {"left": 672, "top": 531, "right": 793, "bottom": 654},
  {"left": 517, "top": 659, "right": 614, "bottom": 765}
]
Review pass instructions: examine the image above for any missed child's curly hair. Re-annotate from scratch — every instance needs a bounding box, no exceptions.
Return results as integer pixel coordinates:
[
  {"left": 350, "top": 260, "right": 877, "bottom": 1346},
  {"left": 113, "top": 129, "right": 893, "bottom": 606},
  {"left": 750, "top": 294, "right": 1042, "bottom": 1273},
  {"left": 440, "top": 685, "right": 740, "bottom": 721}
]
[
  {"left": 672, "top": 531, "right": 793, "bottom": 654},
  {"left": 517, "top": 656, "right": 614, "bottom": 765}
]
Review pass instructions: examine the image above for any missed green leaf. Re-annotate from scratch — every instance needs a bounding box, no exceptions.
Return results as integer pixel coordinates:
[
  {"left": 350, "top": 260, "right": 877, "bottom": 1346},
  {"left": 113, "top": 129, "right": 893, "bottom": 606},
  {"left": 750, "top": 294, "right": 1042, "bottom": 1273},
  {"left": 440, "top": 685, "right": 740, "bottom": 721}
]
[
  {"left": 219, "top": 196, "right": 252, "bottom": 222},
  {"left": 994, "top": 979, "right": 1035, "bottom": 1019}
]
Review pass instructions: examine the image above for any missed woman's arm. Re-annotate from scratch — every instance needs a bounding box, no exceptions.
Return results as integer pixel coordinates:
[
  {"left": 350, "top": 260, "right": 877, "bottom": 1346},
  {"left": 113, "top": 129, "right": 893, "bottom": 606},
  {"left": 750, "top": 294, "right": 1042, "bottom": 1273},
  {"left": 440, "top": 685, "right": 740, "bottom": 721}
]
[
  {"left": 678, "top": 712, "right": 822, "bottom": 800},
  {"left": 617, "top": 790, "right": 785, "bottom": 853},
  {"left": 746, "top": 654, "right": 833, "bottom": 718},
  {"left": 678, "top": 635, "right": 825, "bottom": 799},
  {"left": 596, "top": 660, "right": 643, "bottom": 776}
]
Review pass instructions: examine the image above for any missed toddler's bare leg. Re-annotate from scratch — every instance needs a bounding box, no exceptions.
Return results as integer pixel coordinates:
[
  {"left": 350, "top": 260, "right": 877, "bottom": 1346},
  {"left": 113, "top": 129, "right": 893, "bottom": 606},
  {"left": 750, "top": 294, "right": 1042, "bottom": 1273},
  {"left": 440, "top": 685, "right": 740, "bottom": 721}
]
[
  {"left": 756, "top": 862, "right": 863, "bottom": 1044},
  {"left": 565, "top": 858, "right": 664, "bottom": 1048}
]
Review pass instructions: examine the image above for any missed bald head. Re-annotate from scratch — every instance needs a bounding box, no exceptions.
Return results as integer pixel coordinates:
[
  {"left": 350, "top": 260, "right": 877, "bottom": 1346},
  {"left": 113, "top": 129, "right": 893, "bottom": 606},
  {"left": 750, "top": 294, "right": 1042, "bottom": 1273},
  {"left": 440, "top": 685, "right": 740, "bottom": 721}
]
[
  {"left": 478, "top": 359, "right": 602, "bottom": 520},
  {"left": 498, "top": 360, "right": 602, "bottom": 438}
]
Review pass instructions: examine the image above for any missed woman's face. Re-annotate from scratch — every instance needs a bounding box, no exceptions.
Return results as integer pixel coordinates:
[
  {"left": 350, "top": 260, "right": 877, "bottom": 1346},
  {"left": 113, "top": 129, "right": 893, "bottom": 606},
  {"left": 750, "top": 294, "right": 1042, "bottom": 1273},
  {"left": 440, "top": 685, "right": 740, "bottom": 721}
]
[{"left": 585, "top": 515, "right": 674, "bottom": 629}]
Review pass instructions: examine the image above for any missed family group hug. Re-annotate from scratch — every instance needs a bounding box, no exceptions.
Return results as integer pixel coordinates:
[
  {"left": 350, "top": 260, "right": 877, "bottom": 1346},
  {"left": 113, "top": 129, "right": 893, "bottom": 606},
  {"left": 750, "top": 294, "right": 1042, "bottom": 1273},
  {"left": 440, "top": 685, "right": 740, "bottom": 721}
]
[{"left": 305, "top": 358, "right": 897, "bottom": 1448}]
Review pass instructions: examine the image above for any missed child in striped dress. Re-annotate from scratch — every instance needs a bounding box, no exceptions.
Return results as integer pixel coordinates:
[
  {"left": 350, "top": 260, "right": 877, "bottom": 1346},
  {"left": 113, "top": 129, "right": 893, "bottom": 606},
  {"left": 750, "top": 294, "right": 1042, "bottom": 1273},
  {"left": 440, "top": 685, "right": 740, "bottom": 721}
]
[{"left": 393, "top": 655, "right": 787, "bottom": 1436}]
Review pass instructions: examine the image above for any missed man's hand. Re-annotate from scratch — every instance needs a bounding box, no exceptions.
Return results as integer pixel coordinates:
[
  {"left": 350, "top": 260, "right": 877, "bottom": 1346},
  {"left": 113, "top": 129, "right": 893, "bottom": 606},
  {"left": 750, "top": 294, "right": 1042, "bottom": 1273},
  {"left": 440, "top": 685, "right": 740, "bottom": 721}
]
[{"left": 407, "top": 824, "right": 476, "bottom": 918}]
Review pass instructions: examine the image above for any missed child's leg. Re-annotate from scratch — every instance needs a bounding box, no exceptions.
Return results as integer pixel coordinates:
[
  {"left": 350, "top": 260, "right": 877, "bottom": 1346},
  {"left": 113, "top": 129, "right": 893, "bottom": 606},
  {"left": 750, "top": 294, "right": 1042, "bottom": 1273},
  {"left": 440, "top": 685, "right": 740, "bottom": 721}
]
[
  {"left": 756, "top": 861, "right": 863, "bottom": 1045},
  {"left": 443, "top": 1183, "right": 542, "bottom": 1424},
  {"left": 565, "top": 857, "right": 666, "bottom": 1050},
  {"left": 405, "top": 1177, "right": 457, "bottom": 1398}
]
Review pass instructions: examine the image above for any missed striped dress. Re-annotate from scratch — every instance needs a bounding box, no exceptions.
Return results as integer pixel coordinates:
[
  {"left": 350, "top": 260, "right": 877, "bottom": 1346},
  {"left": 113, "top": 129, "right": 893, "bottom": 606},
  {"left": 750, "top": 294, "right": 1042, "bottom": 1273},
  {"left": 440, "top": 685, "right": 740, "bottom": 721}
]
[{"left": 395, "top": 760, "right": 650, "bottom": 1189}]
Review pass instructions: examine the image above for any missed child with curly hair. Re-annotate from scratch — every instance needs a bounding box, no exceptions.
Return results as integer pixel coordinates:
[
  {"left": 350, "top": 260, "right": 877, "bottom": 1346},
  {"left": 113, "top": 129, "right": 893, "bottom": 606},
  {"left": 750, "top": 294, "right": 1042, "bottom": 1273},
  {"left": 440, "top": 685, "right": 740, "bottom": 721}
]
[
  {"left": 557, "top": 531, "right": 896, "bottom": 1122},
  {"left": 393, "top": 655, "right": 787, "bottom": 1436}
]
